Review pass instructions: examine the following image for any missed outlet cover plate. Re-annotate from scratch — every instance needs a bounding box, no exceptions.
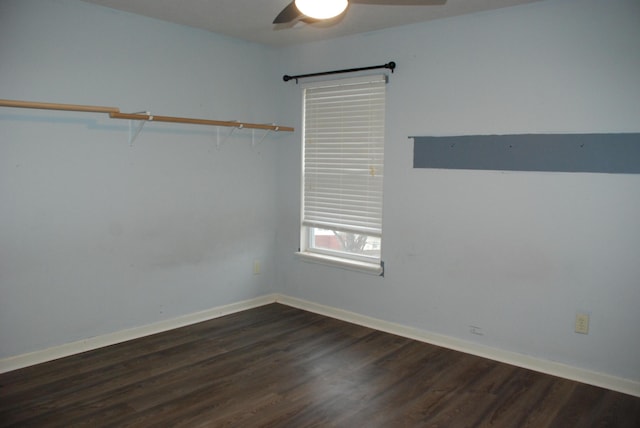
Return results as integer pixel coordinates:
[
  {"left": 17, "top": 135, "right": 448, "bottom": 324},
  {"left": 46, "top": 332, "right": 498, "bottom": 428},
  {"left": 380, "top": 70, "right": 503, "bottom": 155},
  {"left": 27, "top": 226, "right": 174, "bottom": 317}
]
[{"left": 575, "top": 313, "right": 590, "bottom": 334}]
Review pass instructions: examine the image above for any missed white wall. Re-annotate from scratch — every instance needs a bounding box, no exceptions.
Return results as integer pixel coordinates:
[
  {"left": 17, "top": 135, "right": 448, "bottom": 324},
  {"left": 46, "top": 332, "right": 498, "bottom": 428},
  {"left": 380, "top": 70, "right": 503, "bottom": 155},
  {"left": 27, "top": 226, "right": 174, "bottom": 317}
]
[
  {"left": 0, "top": 0, "right": 285, "bottom": 359},
  {"left": 276, "top": 0, "right": 640, "bottom": 382}
]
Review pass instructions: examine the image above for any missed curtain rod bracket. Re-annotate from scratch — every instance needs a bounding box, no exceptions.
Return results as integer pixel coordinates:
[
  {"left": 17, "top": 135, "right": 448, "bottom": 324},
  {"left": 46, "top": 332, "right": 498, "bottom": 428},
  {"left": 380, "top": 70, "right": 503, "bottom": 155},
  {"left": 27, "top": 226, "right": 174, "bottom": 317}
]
[{"left": 283, "top": 61, "right": 396, "bottom": 83}]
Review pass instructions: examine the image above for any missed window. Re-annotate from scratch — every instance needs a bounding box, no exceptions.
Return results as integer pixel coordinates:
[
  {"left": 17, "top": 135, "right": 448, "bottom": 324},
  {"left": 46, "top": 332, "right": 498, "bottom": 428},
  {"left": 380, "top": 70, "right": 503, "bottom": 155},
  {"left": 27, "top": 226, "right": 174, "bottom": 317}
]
[{"left": 297, "top": 75, "right": 386, "bottom": 275}]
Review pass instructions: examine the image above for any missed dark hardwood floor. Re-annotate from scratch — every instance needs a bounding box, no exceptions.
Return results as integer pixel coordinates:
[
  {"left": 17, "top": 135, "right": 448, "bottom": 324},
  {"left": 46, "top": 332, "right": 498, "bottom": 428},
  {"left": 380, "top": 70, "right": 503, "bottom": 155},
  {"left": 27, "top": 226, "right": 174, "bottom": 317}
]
[{"left": 1, "top": 303, "right": 639, "bottom": 427}]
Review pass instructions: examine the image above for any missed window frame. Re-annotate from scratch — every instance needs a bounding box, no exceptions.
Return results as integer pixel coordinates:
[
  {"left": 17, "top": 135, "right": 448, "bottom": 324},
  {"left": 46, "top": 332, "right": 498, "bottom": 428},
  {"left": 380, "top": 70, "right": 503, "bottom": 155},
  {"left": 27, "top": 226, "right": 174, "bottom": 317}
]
[{"left": 296, "top": 74, "right": 386, "bottom": 276}]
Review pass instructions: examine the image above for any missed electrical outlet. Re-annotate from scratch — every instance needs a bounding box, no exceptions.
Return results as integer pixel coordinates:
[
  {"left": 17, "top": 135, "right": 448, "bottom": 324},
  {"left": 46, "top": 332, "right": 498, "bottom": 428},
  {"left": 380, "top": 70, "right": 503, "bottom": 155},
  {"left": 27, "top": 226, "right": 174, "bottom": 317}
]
[{"left": 575, "top": 313, "right": 589, "bottom": 334}]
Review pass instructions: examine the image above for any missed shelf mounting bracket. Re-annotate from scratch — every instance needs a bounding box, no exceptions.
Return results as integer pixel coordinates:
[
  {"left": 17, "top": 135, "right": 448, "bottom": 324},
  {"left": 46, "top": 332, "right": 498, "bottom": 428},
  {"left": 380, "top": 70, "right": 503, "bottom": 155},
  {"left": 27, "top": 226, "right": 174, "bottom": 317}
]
[
  {"left": 217, "top": 121, "right": 243, "bottom": 148},
  {"left": 252, "top": 124, "right": 279, "bottom": 147},
  {"left": 128, "top": 111, "right": 151, "bottom": 146}
]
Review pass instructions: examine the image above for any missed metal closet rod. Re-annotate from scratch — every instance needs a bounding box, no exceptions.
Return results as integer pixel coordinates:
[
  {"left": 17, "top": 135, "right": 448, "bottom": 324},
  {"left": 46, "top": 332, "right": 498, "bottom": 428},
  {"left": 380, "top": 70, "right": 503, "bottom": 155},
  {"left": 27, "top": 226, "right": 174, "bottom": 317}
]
[
  {"left": 283, "top": 61, "right": 396, "bottom": 83},
  {"left": 0, "top": 99, "right": 294, "bottom": 132}
]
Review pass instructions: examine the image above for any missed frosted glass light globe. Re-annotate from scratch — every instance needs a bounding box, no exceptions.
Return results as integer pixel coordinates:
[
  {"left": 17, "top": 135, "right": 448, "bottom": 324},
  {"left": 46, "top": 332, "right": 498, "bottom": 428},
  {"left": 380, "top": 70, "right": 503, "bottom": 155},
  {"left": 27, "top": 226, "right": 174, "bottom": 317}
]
[{"left": 295, "top": 0, "right": 348, "bottom": 20}]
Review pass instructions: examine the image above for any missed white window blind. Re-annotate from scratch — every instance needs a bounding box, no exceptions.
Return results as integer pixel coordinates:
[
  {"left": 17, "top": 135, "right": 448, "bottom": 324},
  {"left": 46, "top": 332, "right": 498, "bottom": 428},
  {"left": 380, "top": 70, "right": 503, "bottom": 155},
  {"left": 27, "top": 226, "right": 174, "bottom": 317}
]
[{"left": 302, "top": 75, "right": 386, "bottom": 238}]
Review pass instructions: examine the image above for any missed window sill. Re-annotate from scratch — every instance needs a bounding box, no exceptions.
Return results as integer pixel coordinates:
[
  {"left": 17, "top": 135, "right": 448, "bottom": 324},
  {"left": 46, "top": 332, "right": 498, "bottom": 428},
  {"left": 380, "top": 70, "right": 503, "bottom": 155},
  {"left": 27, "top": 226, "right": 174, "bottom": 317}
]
[{"left": 295, "top": 251, "right": 384, "bottom": 276}]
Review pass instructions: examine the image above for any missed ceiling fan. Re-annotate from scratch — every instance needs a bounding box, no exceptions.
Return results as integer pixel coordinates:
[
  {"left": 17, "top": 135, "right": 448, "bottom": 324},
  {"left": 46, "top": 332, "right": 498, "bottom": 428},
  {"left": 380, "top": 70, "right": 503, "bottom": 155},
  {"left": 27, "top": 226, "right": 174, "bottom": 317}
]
[{"left": 274, "top": 0, "right": 447, "bottom": 24}]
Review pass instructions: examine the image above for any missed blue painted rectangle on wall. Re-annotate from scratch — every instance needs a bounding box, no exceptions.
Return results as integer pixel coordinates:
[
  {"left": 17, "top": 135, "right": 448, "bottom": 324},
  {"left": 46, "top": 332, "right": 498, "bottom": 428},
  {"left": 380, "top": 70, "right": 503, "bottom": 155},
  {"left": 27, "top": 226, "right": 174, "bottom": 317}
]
[{"left": 412, "top": 134, "right": 640, "bottom": 173}]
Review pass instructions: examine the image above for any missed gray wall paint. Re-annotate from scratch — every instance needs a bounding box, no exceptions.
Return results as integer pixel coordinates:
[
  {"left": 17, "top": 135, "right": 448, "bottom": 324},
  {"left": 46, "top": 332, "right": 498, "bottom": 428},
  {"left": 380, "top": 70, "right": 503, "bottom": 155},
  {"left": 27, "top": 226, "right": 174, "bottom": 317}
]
[
  {"left": 276, "top": 0, "right": 640, "bottom": 382},
  {"left": 413, "top": 134, "right": 640, "bottom": 173},
  {"left": 0, "top": 0, "right": 284, "bottom": 358}
]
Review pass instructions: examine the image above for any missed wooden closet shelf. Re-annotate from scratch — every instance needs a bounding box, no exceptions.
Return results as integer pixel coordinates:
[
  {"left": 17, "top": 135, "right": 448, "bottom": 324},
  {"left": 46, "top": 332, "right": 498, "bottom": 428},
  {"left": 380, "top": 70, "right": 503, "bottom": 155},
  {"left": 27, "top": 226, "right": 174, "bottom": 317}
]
[{"left": 0, "top": 99, "right": 294, "bottom": 132}]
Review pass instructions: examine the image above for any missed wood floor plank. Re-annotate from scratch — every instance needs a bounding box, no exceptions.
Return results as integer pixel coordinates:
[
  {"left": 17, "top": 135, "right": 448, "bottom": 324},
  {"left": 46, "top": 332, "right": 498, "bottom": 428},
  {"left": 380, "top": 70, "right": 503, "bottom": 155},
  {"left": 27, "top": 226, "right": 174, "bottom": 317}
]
[
  {"left": 1, "top": 303, "right": 638, "bottom": 427},
  {"left": 1, "top": 310, "right": 285, "bottom": 419},
  {"left": 123, "top": 324, "right": 387, "bottom": 427},
  {"left": 0, "top": 304, "right": 299, "bottom": 398},
  {"left": 73, "top": 315, "right": 364, "bottom": 426},
  {"left": 2, "top": 308, "right": 325, "bottom": 426}
]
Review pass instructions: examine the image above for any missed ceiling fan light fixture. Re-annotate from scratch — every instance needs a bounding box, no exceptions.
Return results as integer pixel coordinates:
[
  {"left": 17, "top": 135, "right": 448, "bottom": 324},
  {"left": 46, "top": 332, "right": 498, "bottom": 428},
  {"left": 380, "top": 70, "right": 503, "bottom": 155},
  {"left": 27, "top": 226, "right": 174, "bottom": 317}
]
[{"left": 294, "top": 0, "right": 348, "bottom": 20}]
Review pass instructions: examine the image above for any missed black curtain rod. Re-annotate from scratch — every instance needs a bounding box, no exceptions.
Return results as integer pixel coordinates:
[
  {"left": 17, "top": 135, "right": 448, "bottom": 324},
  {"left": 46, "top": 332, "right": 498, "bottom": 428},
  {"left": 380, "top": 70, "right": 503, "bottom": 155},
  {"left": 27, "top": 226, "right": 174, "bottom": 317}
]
[{"left": 283, "top": 61, "right": 396, "bottom": 83}]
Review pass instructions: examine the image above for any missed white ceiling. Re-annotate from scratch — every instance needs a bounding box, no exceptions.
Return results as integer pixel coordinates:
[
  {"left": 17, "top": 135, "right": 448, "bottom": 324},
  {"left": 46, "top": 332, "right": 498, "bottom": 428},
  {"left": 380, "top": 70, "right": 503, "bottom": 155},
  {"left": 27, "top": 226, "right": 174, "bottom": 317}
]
[{"left": 81, "top": 0, "right": 542, "bottom": 46}]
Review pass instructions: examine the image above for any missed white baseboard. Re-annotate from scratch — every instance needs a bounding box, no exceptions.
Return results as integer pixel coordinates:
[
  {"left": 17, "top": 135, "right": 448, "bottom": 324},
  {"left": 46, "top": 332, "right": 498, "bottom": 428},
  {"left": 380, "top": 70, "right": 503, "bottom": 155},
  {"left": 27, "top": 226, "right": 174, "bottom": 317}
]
[
  {"left": 276, "top": 294, "right": 640, "bottom": 398},
  {"left": 0, "top": 294, "right": 279, "bottom": 374},
  {"left": 3, "top": 292, "right": 638, "bottom": 398}
]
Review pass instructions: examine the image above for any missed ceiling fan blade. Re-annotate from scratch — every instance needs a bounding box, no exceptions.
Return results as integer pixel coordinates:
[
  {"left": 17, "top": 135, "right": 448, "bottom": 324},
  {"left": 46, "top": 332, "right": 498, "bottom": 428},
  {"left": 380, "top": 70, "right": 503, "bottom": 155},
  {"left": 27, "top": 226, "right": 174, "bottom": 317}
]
[
  {"left": 351, "top": 0, "right": 447, "bottom": 5},
  {"left": 273, "top": 1, "right": 303, "bottom": 24}
]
